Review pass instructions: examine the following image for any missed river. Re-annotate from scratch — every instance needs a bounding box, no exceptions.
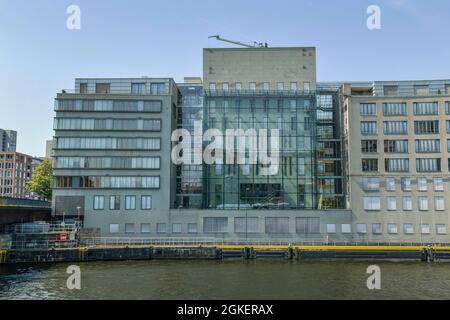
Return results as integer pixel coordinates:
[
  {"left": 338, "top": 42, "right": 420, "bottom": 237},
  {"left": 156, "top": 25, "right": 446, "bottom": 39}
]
[{"left": 1, "top": 260, "right": 450, "bottom": 300}]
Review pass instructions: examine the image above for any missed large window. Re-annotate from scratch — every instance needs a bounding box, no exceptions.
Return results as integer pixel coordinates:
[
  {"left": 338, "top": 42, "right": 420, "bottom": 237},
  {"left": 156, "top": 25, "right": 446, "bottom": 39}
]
[
  {"left": 360, "top": 122, "right": 377, "bottom": 135},
  {"left": 384, "top": 140, "right": 408, "bottom": 153},
  {"left": 363, "top": 177, "right": 380, "bottom": 191},
  {"left": 360, "top": 103, "right": 376, "bottom": 116},
  {"left": 416, "top": 159, "right": 441, "bottom": 172},
  {"left": 131, "top": 83, "right": 146, "bottom": 95},
  {"left": 150, "top": 83, "right": 166, "bottom": 95},
  {"left": 296, "top": 217, "right": 320, "bottom": 234},
  {"left": 435, "top": 197, "right": 445, "bottom": 211},
  {"left": 93, "top": 195, "right": 104, "bottom": 210},
  {"left": 141, "top": 196, "right": 152, "bottom": 210},
  {"left": 125, "top": 196, "right": 136, "bottom": 210},
  {"left": 383, "top": 103, "right": 407, "bottom": 116},
  {"left": 383, "top": 121, "right": 408, "bottom": 135},
  {"left": 363, "top": 197, "right": 381, "bottom": 211},
  {"left": 54, "top": 118, "right": 161, "bottom": 131},
  {"left": 386, "top": 197, "right": 397, "bottom": 211},
  {"left": 415, "top": 140, "right": 440, "bottom": 153},
  {"left": 109, "top": 195, "right": 120, "bottom": 210},
  {"left": 55, "top": 137, "right": 160, "bottom": 150},
  {"left": 413, "top": 102, "right": 438, "bottom": 115},
  {"left": 56, "top": 157, "right": 160, "bottom": 169},
  {"left": 402, "top": 196, "right": 412, "bottom": 210},
  {"left": 234, "top": 217, "right": 259, "bottom": 234},
  {"left": 385, "top": 159, "right": 409, "bottom": 172},
  {"left": 55, "top": 99, "right": 162, "bottom": 112},
  {"left": 362, "top": 159, "right": 378, "bottom": 172},
  {"left": 361, "top": 140, "right": 378, "bottom": 153},
  {"left": 414, "top": 120, "right": 439, "bottom": 134},
  {"left": 203, "top": 217, "right": 228, "bottom": 233},
  {"left": 265, "top": 217, "right": 289, "bottom": 234},
  {"left": 55, "top": 176, "right": 160, "bottom": 189}
]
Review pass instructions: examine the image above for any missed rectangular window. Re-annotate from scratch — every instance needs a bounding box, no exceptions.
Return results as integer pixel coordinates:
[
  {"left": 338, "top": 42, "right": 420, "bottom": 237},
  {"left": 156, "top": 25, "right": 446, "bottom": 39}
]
[
  {"left": 277, "top": 82, "right": 284, "bottom": 91},
  {"left": 420, "top": 224, "right": 430, "bottom": 235},
  {"left": 187, "top": 223, "right": 198, "bottom": 234},
  {"left": 384, "top": 86, "right": 398, "bottom": 96},
  {"left": 150, "top": 83, "right": 166, "bottom": 95},
  {"left": 125, "top": 223, "right": 135, "bottom": 234},
  {"left": 249, "top": 82, "right": 256, "bottom": 91},
  {"left": 363, "top": 177, "right": 380, "bottom": 191},
  {"left": 262, "top": 82, "right": 269, "bottom": 91},
  {"left": 361, "top": 140, "right": 378, "bottom": 153},
  {"left": 386, "top": 197, "right": 397, "bottom": 211},
  {"left": 403, "top": 224, "right": 414, "bottom": 234},
  {"left": 414, "top": 102, "right": 438, "bottom": 115},
  {"left": 296, "top": 217, "right": 320, "bottom": 234},
  {"left": 362, "top": 159, "right": 378, "bottom": 172},
  {"left": 388, "top": 224, "right": 398, "bottom": 234},
  {"left": 125, "top": 195, "right": 136, "bottom": 210},
  {"left": 109, "top": 224, "right": 119, "bottom": 234},
  {"left": 414, "top": 120, "right": 439, "bottom": 134},
  {"left": 222, "top": 82, "right": 229, "bottom": 91},
  {"left": 360, "top": 103, "right": 376, "bottom": 116},
  {"left": 436, "top": 224, "right": 447, "bottom": 235},
  {"left": 384, "top": 140, "right": 408, "bottom": 153},
  {"left": 141, "top": 223, "right": 150, "bottom": 233},
  {"left": 416, "top": 158, "right": 441, "bottom": 172},
  {"left": 235, "top": 217, "right": 259, "bottom": 234},
  {"left": 131, "top": 83, "right": 145, "bottom": 95},
  {"left": 109, "top": 195, "right": 120, "bottom": 210},
  {"left": 360, "top": 121, "right": 377, "bottom": 135},
  {"left": 265, "top": 217, "right": 289, "bottom": 234},
  {"left": 417, "top": 177, "right": 428, "bottom": 191},
  {"left": 372, "top": 223, "right": 382, "bottom": 234},
  {"left": 418, "top": 197, "right": 429, "bottom": 211},
  {"left": 341, "top": 224, "right": 351, "bottom": 234},
  {"left": 156, "top": 223, "right": 166, "bottom": 234},
  {"left": 401, "top": 178, "right": 411, "bottom": 191},
  {"left": 385, "top": 159, "right": 409, "bottom": 172},
  {"left": 415, "top": 140, "right": 440, "bottom": 153},
  {"left": 96, "top": 83, "right": 110, "bottom": 94},
  {"left": 79, "top": 83, "right": 87, "bottom": 94},
  {"left": 402, "top": 196, "right": 413, "bottom": 210},
  {"left": 356, "top": 224, "right": 367, "bottom": 234},
  {"left": 363, "top": 197, "right": 381, "bottom": 211},
  {"left": 303, "top": 81, "right": 310, "bottom": 92},
  {"left": 446, "top": 102, "right": 450, "bottom": 115},
  {"left": 172, "top": 223, "right": 182, "bottom": 234},
  {"left": 414, "top": 85, "right": 429, "bottom": 96},
  {"left": 433, "top": 178, "right": 444, "bottom": 192},
  {"left": 235, "top": 82, "right": 242, "bottom": 91},
  {"left": 383, "top": 103, "right": 407, "bottom": 116},
  {"left": 326, "top": 224, "right": 336, "bottom": 233},
  {"left": 203, "top": 217, "right": 228, "bottom": 233},
  {"left": 386, "top": 177, "right": 396, "bottom": 191},
  {"left": 141, "top": 196, "right": 152, "bottom": 210},
  {"left": 290, "top": 82, "right": 297, "bottom": 91},
  {"left": 435, "top": 196, "right": 445, "bottom": 211},
  {"left": 93, "top": 195, "right": 104, "bottom": 210},
  {"left": 383, "top": 121, "right": 408, "bottom": 135}
]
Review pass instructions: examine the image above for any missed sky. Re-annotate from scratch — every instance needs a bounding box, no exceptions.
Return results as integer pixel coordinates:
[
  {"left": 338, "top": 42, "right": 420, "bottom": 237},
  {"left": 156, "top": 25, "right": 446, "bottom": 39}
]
[{"left": 0, "top": 0, "right": 449, "bottom": 156}]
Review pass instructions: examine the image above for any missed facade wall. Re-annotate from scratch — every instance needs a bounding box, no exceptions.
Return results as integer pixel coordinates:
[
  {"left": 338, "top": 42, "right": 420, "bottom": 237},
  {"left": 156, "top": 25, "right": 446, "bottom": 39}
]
[
  {"left": 0, "top": 130, "right": 17, "bottom": 152},
  {"left": 0, "top": 152, "right": 33, "bottom": 198}
]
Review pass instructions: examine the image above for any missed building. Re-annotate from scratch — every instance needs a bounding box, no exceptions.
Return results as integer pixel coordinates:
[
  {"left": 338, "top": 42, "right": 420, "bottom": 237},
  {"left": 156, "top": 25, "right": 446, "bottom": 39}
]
[
  {"left": 0, "top": 152, "right": 34, "bottom": 198},
  {"left": 51, "top": 47, "right": 450, "bottom": 243},
  {"left": 0, "top": 129, "right": 17, "bottom": 152},
  {"left": 342, "top": 80, "right": 450, "bottom": 242},
  {"left": 45, "top": 140, "right": 54, "bottom": 160}
]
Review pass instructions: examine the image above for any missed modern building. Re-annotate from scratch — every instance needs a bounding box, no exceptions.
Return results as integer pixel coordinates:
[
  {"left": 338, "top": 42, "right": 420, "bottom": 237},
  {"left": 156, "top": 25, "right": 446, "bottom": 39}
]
[
  {"left": 45, "top": 140, "right": 54, "bottom": 160},
  {"left": 0, "top": 152, "right": 35, "bottom": 198},
  {"left": 0, "top": 129, "right": 17, "bottom": 152},
  {"left": 51, "top": 46, "right": 450, "bottom": 243}
]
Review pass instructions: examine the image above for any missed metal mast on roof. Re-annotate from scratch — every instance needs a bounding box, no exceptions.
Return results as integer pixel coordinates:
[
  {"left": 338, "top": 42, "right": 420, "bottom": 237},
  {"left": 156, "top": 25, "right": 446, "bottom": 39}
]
[{"left": 208, "top": 35, "right": 268, "bottom": 48}]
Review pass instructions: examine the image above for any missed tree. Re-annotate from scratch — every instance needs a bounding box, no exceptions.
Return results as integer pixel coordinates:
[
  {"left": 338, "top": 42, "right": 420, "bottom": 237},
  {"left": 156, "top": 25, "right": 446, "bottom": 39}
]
[{"left": 26, "top": 160, "right": 53, "bottom": 201}]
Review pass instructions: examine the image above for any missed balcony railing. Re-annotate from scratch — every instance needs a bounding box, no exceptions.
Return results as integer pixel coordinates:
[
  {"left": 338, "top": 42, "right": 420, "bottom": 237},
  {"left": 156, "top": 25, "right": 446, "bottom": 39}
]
[{"left": 205, "top": 89, "right": 316, "bottom": 97}]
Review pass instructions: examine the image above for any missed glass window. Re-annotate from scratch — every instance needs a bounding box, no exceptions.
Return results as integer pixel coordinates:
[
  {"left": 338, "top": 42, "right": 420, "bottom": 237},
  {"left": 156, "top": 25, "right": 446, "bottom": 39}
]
[
  {"left": 415, "top": 140, "right": 440, "bottom": 153},
  {"left": 418, "top": 197, "right": 429, "bottom": 211},
  {"left": 187, "top": 223, "right": 198, "bottom": 234},
  {"left": 235, "top": 82, "right": 242, "bottom": 91},
  {"left": 413, "top": 102, "right": 438, "bottom": 115},
  {"left": 420, "top": 224, "right": 430, "bottom": 235},
  {"left": 131, "top": 83, "right": 145, "bottom": 95},
  {"left": 157, "top": 223, "right": 166, "bottom": 234},
  {"left": 360, "top": 103, "right": 376, "bottom": 116},
  {"left": 125, "top": 196, "right": 136, "bottom": 210},
  {"left": 277, "top": 82, "right": 284, "bottom": 91},
  {"left": 384, "top": 140, "right": 408, "bottom": 153},
  {"left": 96, "top": 83, "right": 110, "bottom": 94},
  {"left": 414, "top": 120, "right": 439, "bottom": 134},
  {"left": 172, "top": 223, "right": 182, "bottom": 234},
  {"left": 265, "top": 217, "right": 289, "bottom": 234},
  {"left": 303, "top": 82, "right": 310, "bottom": 92},
  {"left": 385, "top": 159, "right": 409, "bottom": 172},
  {"left": 361, "top": 140, "right": 377, "bottom": 153},
  {"left": 356, "top": 224, "right": 367, "bottom": 234},
  {"left": 363, "top": 177, "right": 380, "bottom": 191},
  {"left": 401, "top": 178, "right": 411, "bottom": 191},
  {"left": 141, "top": 196, "right": 152, "bottom": 210},
  {"left": 402, "top": 196, "right": 413, "bottom": 211},
  {"left": 372, "top": 223, "right": 382, "bottom": 234},
  {"left": 386, "top": 197, "right": 397, "bottom": 211},
  {"left": 109, "top": 195, "right": 120, "bottom": 210},
  {"left": 435, "top": 196, "right": 445, "bottom": 211},
  {"left": 414, "top": 85, "right": 429, "bottom": 96},
  {"left": 109, "top": 224, "right": 119, "bottom": 233},
  {"left": 360, "top": 122, "right": 377, "bottom": 135},
  {"left": 384, "top": 86, "right": 398, "bottom": 96},
  {"left": 383, "top": 121, "right": 408, "bottom": 135},
  {"left": 209, "top": 83, "right": 216, "bottom": 91},
  {"left": 417, "top": 177, "right": 428, "bottom": 191},
  {"left": 235, "top": 217, "right": 259, "bottom": 234},
  {"left": 93, "top": 195, "right": 104, "bottom": 210},
  {"left": 249, "top": 82, "right": 256, "bottom": 91},
  {"left": 433, "top": 178, "right": 444, "bottom": 191},
  {"left": 296, "top": 217, "right": 320, "bottom": 234},
  {"left": 290, "top": 82, "right": 297, "bottom": 91},
  {"left": 388, "top": 224, "right": 398, "bottom": 234},
  {"left": 125, "top": 223, "right": 135, "bottom": 234},
  {"left": 386, "top": 177, "right": 396, "bottom": 191},
  {"left": 436, "top": 224, "right": 447, "bottom": 235},
  {"left": 341, "top": 224, "right": 351, "bottom": 234},
  {"left": 203, "top": 217, "right": 228, "bottom": 233},
  {"left": 326, "top": 224, "right": 336, "bottom": 233},
  {"left": 383, "top": 103, "right": 407, "bottom": 116},
  {"left": 416, "top": 159, "right": 441, "bottom": 172},
  {"left": 403, "top": 224, "right": 414, "bottom": 234},
  {"left": 141, "top": 223, "right": 151, "bottom": 233},
  {"left": 363, "top": 197, "right": 381, "bottom": 210},
  {"left": 362, "top": 159, "right": 378, "bottom": 172}
]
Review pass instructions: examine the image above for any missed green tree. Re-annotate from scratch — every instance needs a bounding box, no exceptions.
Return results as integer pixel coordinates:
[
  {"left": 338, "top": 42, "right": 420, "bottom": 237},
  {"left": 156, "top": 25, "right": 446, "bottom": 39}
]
[{"left": 26, "top": 160, "right": 53, "bottom": 201}]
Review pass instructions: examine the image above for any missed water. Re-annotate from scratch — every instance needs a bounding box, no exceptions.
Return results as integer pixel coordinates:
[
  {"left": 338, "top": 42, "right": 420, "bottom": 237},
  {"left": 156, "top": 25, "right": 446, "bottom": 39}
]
[{"left": 1, "top": 260, "right": 450, "bottom": 300}]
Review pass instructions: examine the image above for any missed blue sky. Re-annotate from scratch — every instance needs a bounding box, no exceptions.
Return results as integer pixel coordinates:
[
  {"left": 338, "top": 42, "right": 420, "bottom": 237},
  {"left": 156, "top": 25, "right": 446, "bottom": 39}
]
[{"left": 1, "top": 0, "right": 449, "bottom": 156}]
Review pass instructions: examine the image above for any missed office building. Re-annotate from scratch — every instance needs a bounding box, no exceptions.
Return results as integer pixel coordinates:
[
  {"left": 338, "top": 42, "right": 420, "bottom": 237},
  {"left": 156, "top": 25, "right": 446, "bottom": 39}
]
[
  {"left": 0, "top": 129, "right": 17, "bottom": 152},
  {"left": 0, "top": 152, "right": 35, "bottom": 198}
]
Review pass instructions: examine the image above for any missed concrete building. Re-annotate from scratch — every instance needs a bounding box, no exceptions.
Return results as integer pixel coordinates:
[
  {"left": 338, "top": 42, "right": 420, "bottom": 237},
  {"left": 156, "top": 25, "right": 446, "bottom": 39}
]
[
  {"left": 0, "top": 152, "right": 34, "bottom": 198},
  {"left": 45, "top": 140, "right": 54, "bottom": 160},
  {"left": 0, "top": 129, "right": 17, "bottom": 152}
]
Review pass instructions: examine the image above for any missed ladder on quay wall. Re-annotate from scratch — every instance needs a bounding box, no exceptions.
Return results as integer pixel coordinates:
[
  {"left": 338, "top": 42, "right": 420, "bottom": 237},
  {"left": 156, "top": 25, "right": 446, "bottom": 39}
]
[{"left": 0, "top": 250, "right": 6, "bottom": 264}]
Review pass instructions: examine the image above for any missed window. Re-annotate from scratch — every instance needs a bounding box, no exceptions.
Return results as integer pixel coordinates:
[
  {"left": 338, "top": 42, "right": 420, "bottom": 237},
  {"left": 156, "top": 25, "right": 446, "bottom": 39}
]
[
  {"left": 56, "top": 137, "right": 161, "bottom": 150},
  {"left": 360, "top": 122, "right": 377, "bottom": 135},
  {"left": 209, "top": 83, "right": 216, "bottom": 91},
  {"left": 141, "top": 223, "right": 151, "bottom": 233},
  {"left": 402, "top": 196, "right": 413, "bottom": 210},
  {"left": 362, "top": 159, "right": 378, "bottom": 172},
  {"left": 360, "top": 103, "right": 376, "bottom": 116},
  {"left": 131, "top": 83, "right": 145, "bottom": 95},
  {"left": 414, "top": 120, "right": 439, "bottom": 134},
  {"left": 296, "top": 217, "right": 320, "bottom": 234},
  {"left": 265, "top": 217, "right": 289, "bottom": 234},
  {"left": 363, "top": 177, "right": 380, "bottom": 191},
  {"left": 79, "top": 83, "right": 87, "bottom": 94},
  {"left": 433, "top": 178, "right": 444, "bottom": 191},
  {"left": 415, "top": 140, "right": 440, "bottom": 153},
  {"left": 435, "top": 197, "right": 445, "bottom": 211},
  {"left": 187, "top": 223, "right": 198, "bottom": 234},
  {"left": 418, "top": 197, "right": 429, "bottom": 211},
  {"left": 262, "top": 82, "right": 269, "bottom": 91},
  {"left": 141, "top": 196, "right": 152, "bottom": 210},
  {"left": 125, "top": 223, "right": 135, "bottom": 234},
  {"left": 125, "top": 195, "right": 136, "bottom": 210},
  {"left": 414, "top": 85, "right": 429, "bottom": 96},
  {"left": 383, "top": 121, "right": 407, "bottom": 135},
  {"left": 249, "top": 82, "right": 256, "bottom": 91},
  {"left": 414, "top": 102, "right": 438, "bottom": 115},
  {"left": 326, "top": 224, "right": 336, "bottom": 233},
  {"left": 372, "top": 223, "right": 382, "bottom": 234},
  {"left": 109, "top": 195, "right": 120, "bottom": 210},
  {"left": 204, "top": 217, "right": 228, "bottom": 233},
  {"left": 361, "top": 140, "right": 377, "bottom": 153},
  {"left": 156, "top": 223, "right": 166, "bottom": 234},
  {"left": 384, "top": 86, "right": 398, "bottom": 96},
  {"left": 386, "top": 197, "right": 397, "bottom": 211},
  {"left": 93, "top": 195, "right": 104, "bottom": 210},
  {"left": 416, "top": 159, "right": 441, "bottom": 172},
  {"left": 401, "top": 178, "right": 411, "bottom": 191},
  {"left": 436, "top": 224, "right": 447, "bottom": 235},
  {"left": 417, "top": 177, "right": 428, "bottom": 191},
  {"left": 446, "top": 102, "right": 450, "bottom": 115},
  {"left": 235, "top": 217, "right": 259, "bottom": 233},
  {"left": 303, "top": 81, "right": 310, "bottom": 92},
  {"left": 356, "top": 224, "right": 367, "bottom": 234},
  {"left": 341, "top": 224, "right": 351, "bottom": 234},
  {"left": 150, "top": 83, "right": 166, "bottom": 95},
  {"left": 363, "top": 197, "right": 381, "bottom": 210},
  {"left": 388, "top": 224, "right": 398, "bottom": 234},
  {"left": 96, "top": 83, "right": 110, "bottom": 94},
  {"left": 384, "top": 140, "right": 408, "bottom": 153},
  {"left": 403, "top": 224, "right": 414, "bottom": 235},
  {"left": 222, "top": 83, "right": 229, "bottom": 91},
  {"left": 290, "top": 82, "right": 297, "bottom": 91},
  {"left": 383, "top": 103, "right": 407, "bottom": 116},
  {"left": 109, "top": 224, "right": 119, "bottom": 234},
  {"left": 172, "top": 223, "right": 182, "bottom": 234},
  {"left": 420, "top": 224, "right": 430, "bottom": 235},
  {"left": 385, "top": 159, "right": 409, "bottom": 172},
  {"left": 386, "top": 177, "right": 396, "bottom": 191},
  {"left": 277, "top": 82, "right": 284, "bottom": 91},
  {"left": 235, "top": 82, "right": 242, "bottom": 91}
]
